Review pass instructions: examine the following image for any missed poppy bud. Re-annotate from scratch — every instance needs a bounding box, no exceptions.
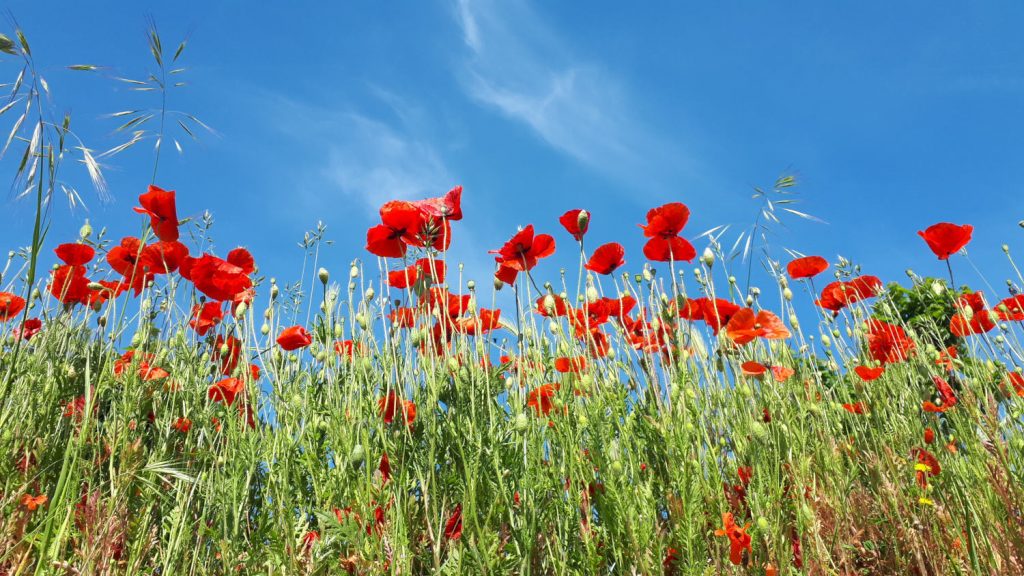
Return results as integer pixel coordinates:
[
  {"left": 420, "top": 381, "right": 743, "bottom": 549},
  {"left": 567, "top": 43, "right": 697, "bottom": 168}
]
[
  {"left": 642, "top": 269, "right": 653, "bottom": 282},
  {"left": 494, "top": 277, "right": 504, "bottom": 290},
  {"left": 756, "top": 517, "right": 770, "bottom": 532},
  {"left": 79, "top": 219, "right": 92, "bottom": 239},
  {"left": 356, "top": 314, "right": 368, "bottom": 330},
  {"left": 586, "top": 287, "right": 599, "bottom": 303},
  {"left": 350, "top": 265, "right": 359, "bottom": 279},
  {"left": 235, "top": 302, "right": 247, "bottom": 318},
  {"left": 364, "top": 287, "right": 375, "bottom": 302},
  {"left": 745, "top": 295, "right": 754, "bottom": 306},
  {"left": 318, "top": 268, "right": 329, "bottom": 284},
  {"left": 701, "top": 247, "right": 715, "bottom": 267},
  {"left": 350, "top": 444, "right": 364, "bottom": 464},
  {"left": 931, "top": 280, "right": 945, "bottom": 296},
  {"left": 783, "top": 288, "right": 793, "bottom": 301},
  {"left": 467, "top": 280, "right": 475, "bottom": 290},
  {"left": 548, "top": 321, "right": 559, "bottom": 333},
  {"left": 333, "top": 323, "right": 342, "bottom": 338},
  {"left": 270, "top": 285, "right": 279, "bottom": 299},
  {"left": 634, "top": 274, "right": 643, "bottom": 284},
  {"left": 1003, "top": 244, "right": 1010, "bottom": 253},
  {"left": 410, "top": 330, "right": 423, "bottom": 346},
  {"left": 577, "top": 210, "right": 590, "bottom": 234},
  {"left": 1019, "top": 220, "right": 1024, "bottom": 228},
  {"left": 260, "top": 323, "right": 270, "bottom": 335},
  {"left": 514, "top": 413, "right": 529, "bottom": 431},
  {"left": 542, "top": 294, "right": 556, "bottom": 314}
]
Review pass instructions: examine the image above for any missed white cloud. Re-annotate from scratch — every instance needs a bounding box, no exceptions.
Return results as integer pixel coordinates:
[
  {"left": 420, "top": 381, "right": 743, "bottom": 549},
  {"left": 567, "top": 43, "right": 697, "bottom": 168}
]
[{"left": 453, "top": 0, "right": 692, "bottom": 190}]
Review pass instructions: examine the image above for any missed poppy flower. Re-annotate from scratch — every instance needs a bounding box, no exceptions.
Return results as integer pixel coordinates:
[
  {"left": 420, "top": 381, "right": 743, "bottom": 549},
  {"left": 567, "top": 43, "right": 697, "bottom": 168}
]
[
  {"left": 585, "top": 242, "right": 625, "bottom": 275},
  {"left": 770, "top": 365, "right": 795, "bottom": 382},
  {"left": 334, "top": 340, "right": 366, "bottom": 359},
  {"left": 559, "top": 209, "right": 589, "bottom": 241},
  {"left": 50, "top": 265, "right": 91, "bottom": 304},
  {"left": 444, "top": 504, "right": 463, "bottom": 540},
  {"left": 1007, "top": 372, "right": 1024, "bottom": 397},
  {"left": 678, "top": 297, "right": 741, "bottom": 334},
  {"left": 379, "top": 391, "right": 416, "bottom": 426},
  {"left": 172, "top": 417, "right": 192, "bottom": 434},
  {"left": 208, "top": 377, "right": 245, "bottom": 406},
  {"left": 949, "top": 291, "right": 996, "bottom": 337},
  {"left": 189, "top": 302, "right": 225, "bottom": 336},
  {"left": 527, "top": 383, "right": 560, "bottom": 416},
  {"left": 864, "top": 320, "right": 915, "bottom": 365},
  {"left": 640, "top": 202, "right": 696, "bottom": 262},
  {"left": 995, "top": 294, "right": 1024, "bottom": 321},
  {"left": 366, "top": 201, "right": 426, "bottom": 258},
  {"left": 854, "top": 365, "right": 885, "bottom": 381},
  {"left": 911, "top": 447, "right": 941, "bottom": 488},
  {"left": 923, "top": 375, "right": 957, "bottom": 413},
  {"left": 55, "top": 243, "right": 95, "bottom": 266},
  {"left": 491, "top": 225, "right": 556, "bottom": 272},
  {"left": 842, "top": 402, "right": 867, "bottom": 414},
  {"left": 134, "top": 185, "right": 180, "bottom": 242},
  {"left": 741, "top": 361, "right": 767, "bottom": 377},
  {"left": 924, "top": 427, "right": 935, "bottom": 444},
  {"left": 935, "top": 346, "right": 958, "bottom": 371},
  {"left": 714, "top": 512, "right": 752, "bottom": 566},
  {"left": 378, "top": 452, "right": 392, "bottom": 483},
  {"left": 413, "top": 185, "right": 463, "bottom": 221},
  {"left": 918, "top": 222, "right": 973, "bottom": 260},
  {"left": 20, "top": 493, "right": 48, "bottom": 511},
  {"left": 277, "top": 325, "right": 313, "bottom": 350},
  {"left": 185, "top": 253, "right": 254, "bottom": 303},
  {"left": 388, "top": 267, "right": 419, "bottom": 289},
  {"left": 388, "top": 307, "right": 417, "bottom": 328},
  {"left": 786, "top": 256, "right": 828, "bottom": 279},
  {"left": 833, "top": 276, "right": 883, "bottom": 306},
  {"left": 214, "top": 335, "right": 243, "bottom": 375},
  {"left": 13, "top": 317, "right": 42, "bottom": 340},
  {"left": 725, "top": 308, "right": 790, "bottom": 345},
  {"left": 554, "top": 356, "right": 587, "bottom": 373},
  {"left": 141, "top": 240, "right": 189, "bottom": 274},
  {"left": 536, "top": 294, "right": 571, "bottom": 317},
  {"left": 451, "top": 308, "right": 502, "bottom": 336},
  {"left": 0, "top": 291, "right": 26, "bottom": 321}
]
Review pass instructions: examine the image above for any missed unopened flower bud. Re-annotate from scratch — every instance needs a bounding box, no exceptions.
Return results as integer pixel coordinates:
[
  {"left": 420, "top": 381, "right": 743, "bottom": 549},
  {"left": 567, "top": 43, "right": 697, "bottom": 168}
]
[
  {"left": 931, "top": 281, "right": 945, "bottom": 296},
  {"left": 350, "top": 265, "right": 359, "bottom": 279},
  {"left": 260, "top": 323, "right": 270, "bottom": 335},
  {"left": 318, "top": 268, "right": 329, "bottom": 284},
  {"left": 364, "top": 287, "right": 375, "bottom": 302},
  {"left": 467, "top": 280, "right": 475, "bottom": 290},
  {"left": 577, "top": 210, "right": 590, "bottom": 233},
  {"left": 783, "top": 288, "right": 793, "bottom": 301},
  {"left": 235, "top": 302, "right": 247, "bottom": 318},
  {"left": 701, "top": 247, "right": 715, "bottom": 267},
  {"left": 79, "top": 220, "right": 93, "bottom": 239},
  {"left": 586, "top": 286, "right": 599, "bottom": 303}
]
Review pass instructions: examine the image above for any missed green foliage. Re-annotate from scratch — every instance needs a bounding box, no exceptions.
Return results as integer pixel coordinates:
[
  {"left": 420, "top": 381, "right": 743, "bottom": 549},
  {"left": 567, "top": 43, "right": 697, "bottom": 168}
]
[{"left": 873, "top": 277, "right": 966, "bottom": 351}]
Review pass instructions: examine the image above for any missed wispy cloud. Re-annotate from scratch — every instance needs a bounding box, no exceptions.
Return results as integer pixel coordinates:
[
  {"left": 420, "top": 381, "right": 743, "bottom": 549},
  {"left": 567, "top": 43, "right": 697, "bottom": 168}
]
[{"left": 453, "top": 0, "right": 693, "bottom": 192}]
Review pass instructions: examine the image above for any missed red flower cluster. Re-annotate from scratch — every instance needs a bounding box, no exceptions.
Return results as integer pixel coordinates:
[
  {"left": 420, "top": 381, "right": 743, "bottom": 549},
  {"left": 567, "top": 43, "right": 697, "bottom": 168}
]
[{"left": 365, "top": 186, "right": 461, "bottom": 258}]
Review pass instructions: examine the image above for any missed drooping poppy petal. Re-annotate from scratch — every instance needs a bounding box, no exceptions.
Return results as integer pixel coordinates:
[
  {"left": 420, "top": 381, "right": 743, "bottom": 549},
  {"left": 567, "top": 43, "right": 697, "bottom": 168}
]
[
  {"left": 642, "top": 235, "right": 696, "bottom": 263},
  {"left": 917, "top": 222, "right": 973, "bottom": 260},
  {"left": 379, "top": 391, "right": 416, "bottom": 426},
  {"left": 444, "top": 505, "right": 463, "bottom": 540},
  {"left": 189, "top": 302, "right": 225, "bottom": 336},
  {"left": 526, "top": 383, "right": 560, "bottom": 416},
  {"left": 854, "top": 365, "right": 885, "bottom": 381},
  {"left": 208, "top": 377, "right": 245, "bottom": 406},
  {"left": 413, "top": 185, "right": 463, "bottom": 221},
  {"left": 585, "top": 242, "right": 625, "bottom": 275},
  {"left": 640, "top": 202, "right": 690, "bottom": 238}
]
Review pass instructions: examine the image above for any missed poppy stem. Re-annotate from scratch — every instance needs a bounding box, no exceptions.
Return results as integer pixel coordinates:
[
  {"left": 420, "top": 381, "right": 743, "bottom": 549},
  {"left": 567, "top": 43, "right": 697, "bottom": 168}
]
[{"left": 946, "top": 260, "right": 956, "bottom": 290}]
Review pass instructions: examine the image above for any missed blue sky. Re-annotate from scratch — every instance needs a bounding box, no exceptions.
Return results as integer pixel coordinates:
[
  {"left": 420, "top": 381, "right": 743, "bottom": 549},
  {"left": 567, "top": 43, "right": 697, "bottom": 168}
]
[{"left": 2, "top": 2, "right": 1023, "bottom": 300}]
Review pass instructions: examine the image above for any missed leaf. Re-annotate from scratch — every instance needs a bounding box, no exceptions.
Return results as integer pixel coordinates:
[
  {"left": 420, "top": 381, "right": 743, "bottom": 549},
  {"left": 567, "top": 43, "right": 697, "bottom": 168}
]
[
  {"left": 172, "top": 40, "right": 187, "bottom": 63},
  {"left": 782, "top": 208, "right": 828, "bottom": 224},
  {"left": 67, "top": 64, "right": 99, "bottom": 71}
]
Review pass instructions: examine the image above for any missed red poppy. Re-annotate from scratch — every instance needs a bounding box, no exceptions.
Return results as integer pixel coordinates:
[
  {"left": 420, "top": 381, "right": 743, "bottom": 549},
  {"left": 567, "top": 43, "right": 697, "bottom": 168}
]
[
  {"left": 741, "top": 361, "right": 767, "bottom": 377},
  {"left": 786, "top": 256, "right": 828, "bottom": 279},
  {"left": 559, "top": 209, "right": 589, "bottom": 241},
  {"left": 366, "top": 201, "right": 426, "bottom": 258},
  {"left": 585, "top": 242, "right": 625, "bottom": 275},
  {"left": 141, "top": 240, "right": 189, "bottom": 275},
  {"left": 864, "top": 320, "right": 915, "bottom": 365},
  {"left": 413, "top": 185, "right": 463, "bottom": 221},
  {"left": 172, "top": 417, "right": 192, "bottom": 434},
  {"left": 995, "top": 294, "right": 1024, "bottom": 321},
  {"left": 923, "top": 375, "right": 957, "bottom": 413},
  {"left": 214, "top": 335, "right": 243, "bottom": 375},
  {"left": 1006, "top": 372, "right": 1024, "bottom": 397},
  {"left": 854, "top": 365, "right": 885, "bottom": 381},
  {"left": 13, "top": 317, "right": 42, "bottom": 340},
  {"left": 184, "top": 253, "right": 254, "bottom": 303},
  {"left": 949, "top": 291, "right": 996, "bottom": 337},
  {"left": 725, "top": 308, "right": 790, "bottom": 345},
  {"left": 277, "top": 325, "right": 312, "bottom": 350},
  {"left": 388, "top": 307, "right": 417, "bottom": 328},
  {"left": 134, "top": 185, "right": 180, "bottom": 242},
  {"left": 924, "top": 427, "right": 935, "bottom": 444},
  {"left": 0, "top": 291, "right": 26, "bottom": 321},
  {"left": 678, "top": 297, "right": 742, "bottom": 334},
  {"left": 770, "top": 365, "right": 795, "bottom": 382},
  {"left": 527, "top": 383, "right": 560, "bottom": 416},
  {"left": 388, "top": 267, "right": 419, "bottom": 289},
  {"left": 379, "top": 391, "right": 416, "bottom": 426},
  {"left": 918, "top": 222, "right": 973, "bottom": 260},
  {"left": 816, "top": 276, "right": 883, "bottom": 313},
  {"left": 55, "top": 243, "right": 95, "bottom": 266},
  {"left": 714, "top": 512, "right": 752, "bottom": 566},
  {"left": 842, "top": 402, "right": 867, "bottom": 414},
  {"left": 491, "top": 225, "right": 556, "bottom": 272},
  {"left": 451, "top": 308, "right": 502, "bottom": 336},
  {"left": 444, "top": 504, "right": 463, "bottom": 540},
  {"left": 555, "top": 356, "right": 587, "bottom": 373},
  {"left": 640, "top": 202, "right": 696, "bottom": 262},
  {"left": 189, "top": 302, "right": 225, "bottom": 336},
  {"left": 911, "top": 447, "right": 941, "bottom": 488},
  {"left": 50, "top": 265, "right": 91, "bottom": 304},
  {"left": 20, "top": 493, "right": 48, "bottom": 511},
  {"left": 208, "top": 377, "right": 245, "bottom": 406}
]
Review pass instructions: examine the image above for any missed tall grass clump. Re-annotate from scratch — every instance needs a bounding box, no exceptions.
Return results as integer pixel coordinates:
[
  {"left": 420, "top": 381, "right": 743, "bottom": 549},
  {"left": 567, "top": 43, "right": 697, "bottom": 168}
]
[{"left": 1, "top": 23, "right": 1023, "bottom": 576}]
